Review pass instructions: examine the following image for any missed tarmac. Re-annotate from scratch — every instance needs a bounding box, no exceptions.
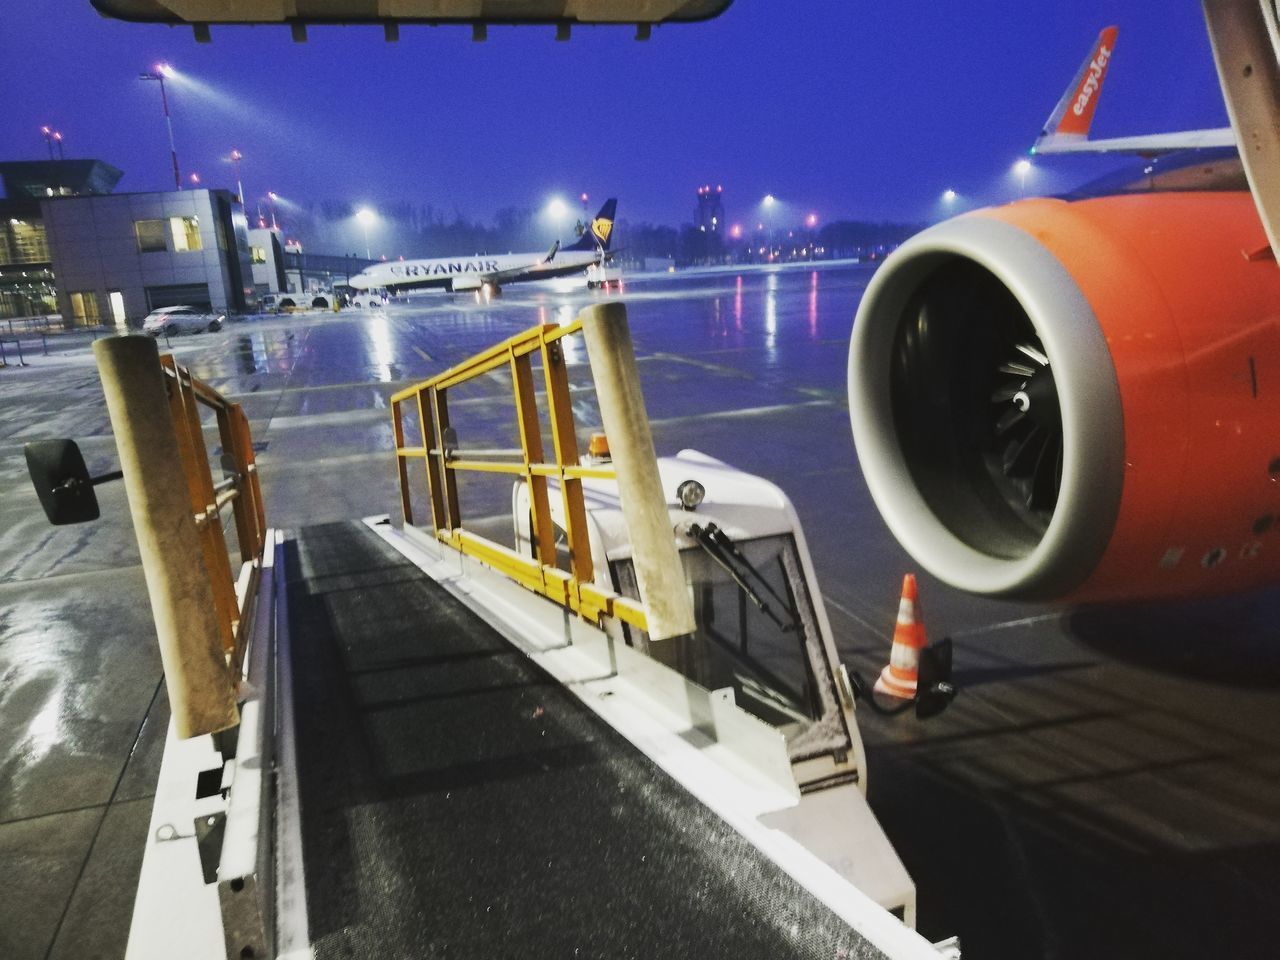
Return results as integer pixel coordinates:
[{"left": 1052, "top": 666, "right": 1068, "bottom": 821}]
[{"left": 1, "top": 264, "right": 1278, "bottom": 958}]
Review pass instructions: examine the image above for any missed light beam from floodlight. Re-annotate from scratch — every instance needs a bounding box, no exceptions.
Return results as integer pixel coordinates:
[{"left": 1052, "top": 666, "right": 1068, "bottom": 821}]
[{"left": 356, "top": 207, "right": 376, "bottom": 260}]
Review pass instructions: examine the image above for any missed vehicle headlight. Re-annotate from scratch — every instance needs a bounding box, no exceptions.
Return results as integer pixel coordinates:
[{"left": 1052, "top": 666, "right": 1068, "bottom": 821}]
[{"left": 676, "top": 479, "right": 705, "bottom": 511}]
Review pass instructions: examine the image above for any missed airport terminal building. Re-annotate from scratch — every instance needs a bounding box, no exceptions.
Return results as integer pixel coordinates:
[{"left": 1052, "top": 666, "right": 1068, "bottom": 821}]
[{"left": 0, "top": 159, "right": 257, "bottom": 326}]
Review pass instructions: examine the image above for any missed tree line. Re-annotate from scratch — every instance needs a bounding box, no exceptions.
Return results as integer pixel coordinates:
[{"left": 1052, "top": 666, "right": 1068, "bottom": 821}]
[{"left": 289, "top": 200, "right": 921, "bottom": 267}]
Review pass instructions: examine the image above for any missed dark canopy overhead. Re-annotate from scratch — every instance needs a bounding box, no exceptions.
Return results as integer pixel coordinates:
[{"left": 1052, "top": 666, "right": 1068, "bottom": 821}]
[{"left": 90, "top": 0, "right": 734, "bottom": 26}]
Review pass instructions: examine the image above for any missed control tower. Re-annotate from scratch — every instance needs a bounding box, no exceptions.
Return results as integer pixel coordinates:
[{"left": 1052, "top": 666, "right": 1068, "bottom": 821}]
[{"left": 695, "top": 184, "right": 725, "bottom": 233}]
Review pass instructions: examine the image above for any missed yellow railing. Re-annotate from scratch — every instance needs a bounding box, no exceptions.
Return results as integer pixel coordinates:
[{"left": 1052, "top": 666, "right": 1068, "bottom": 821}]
[
  {"left": 390, "top": 320, "right": 648, "bottom": 632},
  {"left": 95, "top": 335, "right": 267, "bottom": 737},
  {"left": 159, "top": 354, "right": 267, "bottom": 672}
]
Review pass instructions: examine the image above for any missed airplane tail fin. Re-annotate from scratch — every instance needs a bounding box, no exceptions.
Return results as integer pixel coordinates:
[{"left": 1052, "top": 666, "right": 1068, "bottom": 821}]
[
  {"left": 565, "top": 198, "right": 617, "bottom": 253},
  {"left": 1032, "top": 26, "right": 1118, "bottom": 154}
]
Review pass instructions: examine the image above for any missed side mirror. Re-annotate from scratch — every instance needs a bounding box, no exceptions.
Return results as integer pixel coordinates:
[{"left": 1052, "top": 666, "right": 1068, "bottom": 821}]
[
  {"left": 915, "top": 638, "right": 958, "bottom": 720},
  {"left": 25, "top": 439, "right": 101, "bottom": 525}
]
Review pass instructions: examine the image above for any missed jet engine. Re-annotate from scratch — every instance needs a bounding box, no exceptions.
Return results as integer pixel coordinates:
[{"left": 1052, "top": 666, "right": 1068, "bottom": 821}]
[{"left": 849, "top": 190, "right": 1280, "bottom": 602}]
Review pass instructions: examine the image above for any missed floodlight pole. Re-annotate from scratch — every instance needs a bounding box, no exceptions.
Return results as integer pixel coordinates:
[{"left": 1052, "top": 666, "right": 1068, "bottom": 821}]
[
  {"left": 141, "top": 71, "right": 181, "bottom": 190},
  {"left": 159, "top": 77, "right": 180, "bottom": 190},
  {"left": 231, "top": 150, "right": 245, "bottom": 205}
]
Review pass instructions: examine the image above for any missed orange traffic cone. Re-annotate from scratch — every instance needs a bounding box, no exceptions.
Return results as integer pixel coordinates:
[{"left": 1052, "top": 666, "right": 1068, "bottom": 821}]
[{"left": 874, "top": 574, "right": 927, "bottom": 700}]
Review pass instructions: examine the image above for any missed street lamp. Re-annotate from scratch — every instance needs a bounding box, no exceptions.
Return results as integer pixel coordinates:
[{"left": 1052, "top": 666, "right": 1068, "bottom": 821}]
[
  {"left": 760, "top": 195, "right": 779, "bottom": 258},
  {"left": 1013, "top": 158, "right": 1032, "bottom": 197},
  {"left": 189, "top": 172, "right": 201, "bottom": 187},
  {"left": 139, "top": 63, "right": 181, "bottom": 190},
  {"left": 942, "top": 189, "right": 958, "bottom": 203},
  {"left": 40, "top": 127, "right": 65, "bottom": 161},
  {"left": 230, "top": 149, "right": 245, "bottom": 204},
  {"left": 356, "top": 207, "right": 376, "bottom": 260}
]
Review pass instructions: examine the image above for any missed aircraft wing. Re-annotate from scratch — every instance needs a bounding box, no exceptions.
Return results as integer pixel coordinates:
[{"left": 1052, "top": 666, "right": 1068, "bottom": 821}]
[
  {"left": 477, "top": 260, "right": 560, "bottom": 285},
  {"left": 1032, "top": 128, "right": 1237, "bottom": 156},
  {"left": 1031, "top": 25, "right": 1234, "bottom": 157}
]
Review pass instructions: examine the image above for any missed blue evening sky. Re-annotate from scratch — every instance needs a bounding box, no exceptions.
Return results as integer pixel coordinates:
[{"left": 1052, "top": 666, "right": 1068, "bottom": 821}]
[{"left": 2, "top": 1, "right": 1228, "bottom": 234}]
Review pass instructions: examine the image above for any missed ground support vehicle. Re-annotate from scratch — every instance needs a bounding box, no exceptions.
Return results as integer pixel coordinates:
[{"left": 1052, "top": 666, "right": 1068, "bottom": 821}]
[
  {"left": 72, "top": 314, "right": 950, "bottom": 959},
  {"left": 512, "top": 447, "right": 915, "bottom": 916}
]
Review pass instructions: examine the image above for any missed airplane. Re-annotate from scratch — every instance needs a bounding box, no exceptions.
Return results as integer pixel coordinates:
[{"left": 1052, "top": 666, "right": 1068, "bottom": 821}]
[
  {"left": 1031, "top": 25, "right": 1235, "bottom": 156},
  {"left": 845, "top": 25, "right": 1280, "bottom": 606},
  {"left": 349, "top": 198, "right": 617, "bottom": 296}
]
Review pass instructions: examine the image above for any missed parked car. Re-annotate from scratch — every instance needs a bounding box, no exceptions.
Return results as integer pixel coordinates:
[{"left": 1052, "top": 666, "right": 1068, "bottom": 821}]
[{"left": 142, "top": 305, "right": 225, "bottom": 335}]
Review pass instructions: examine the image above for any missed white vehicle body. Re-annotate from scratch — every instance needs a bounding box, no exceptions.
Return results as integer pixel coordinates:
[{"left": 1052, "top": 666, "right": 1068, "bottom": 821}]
[
  {"left": 141, "top": 305, "right": 225, "bottom": 335},
  {"left": 260, "top": 291, "right": 338, "bottom": 312},
  {"left": 259, "top": 293, "right": 297, "bottom": 312},
  {"left": 347, "top": 290, "right": 386, "bottom": 309},
  {"left": 513, "top": 448, "right": 916, "bottom": 922}
]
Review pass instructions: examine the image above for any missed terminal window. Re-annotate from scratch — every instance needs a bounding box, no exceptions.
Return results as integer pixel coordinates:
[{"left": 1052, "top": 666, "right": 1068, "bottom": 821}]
[
  {"left": 69, "top": 291, "right": 100, "bottom": 324},
  {"left": 4, "top": 219, "right": 50, "bottom": 263},
  {"left": 170, "top": 216, "right": 203, "bottom": 252},
  {"left": 134, "top": 219, "right": 167, "bottom": 252},
  {"left": 134, "top": 217, "right": 203, "bottom": 253},
  {"left": 251, "top": 245, "right": 267, "bottom": 264}
]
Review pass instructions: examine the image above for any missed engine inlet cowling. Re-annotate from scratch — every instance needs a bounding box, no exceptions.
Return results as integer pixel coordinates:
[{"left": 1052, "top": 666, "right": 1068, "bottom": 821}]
[{"left": 848, "top": 214, "right": 1125, "bottom": 600}]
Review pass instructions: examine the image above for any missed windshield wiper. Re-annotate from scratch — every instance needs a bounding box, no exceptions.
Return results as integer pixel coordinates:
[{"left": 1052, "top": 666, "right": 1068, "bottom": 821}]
[
  {"left": 705, "top": 522, "right": 796, "bottom": 615},
  {"left": 686, "top": 522, "right": 788, "bottom": 630}
]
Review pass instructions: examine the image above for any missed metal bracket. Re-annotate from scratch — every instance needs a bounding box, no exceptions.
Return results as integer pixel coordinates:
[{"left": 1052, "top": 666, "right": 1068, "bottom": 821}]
[{"left": 194, "top": 812, "right": 225, "bottom": 886}]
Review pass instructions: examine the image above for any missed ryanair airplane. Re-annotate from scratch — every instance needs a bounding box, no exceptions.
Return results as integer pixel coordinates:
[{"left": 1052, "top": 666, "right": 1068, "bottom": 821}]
[{"left": 349, "top": 199, "right": 617, "bottom": 295}]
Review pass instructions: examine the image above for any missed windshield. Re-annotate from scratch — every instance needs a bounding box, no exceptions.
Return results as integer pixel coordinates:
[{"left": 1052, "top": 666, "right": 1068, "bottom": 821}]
[{"left": 612, "top": 533, "right": 845, "bottom": 759}]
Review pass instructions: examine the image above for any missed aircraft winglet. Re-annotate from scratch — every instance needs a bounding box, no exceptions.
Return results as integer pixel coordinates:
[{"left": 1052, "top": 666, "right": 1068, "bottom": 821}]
[
  {"left": 1031, "top": 26, "right": 1235, "bottom": 157},
  {"left": 1034, "top": 26, "right": 1118, "bottom": 151}
]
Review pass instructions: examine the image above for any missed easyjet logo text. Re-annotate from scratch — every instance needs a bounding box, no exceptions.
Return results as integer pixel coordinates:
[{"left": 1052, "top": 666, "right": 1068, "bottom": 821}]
[{"left": 1072, "top": 45, "right": 1111, "bottom": 116}]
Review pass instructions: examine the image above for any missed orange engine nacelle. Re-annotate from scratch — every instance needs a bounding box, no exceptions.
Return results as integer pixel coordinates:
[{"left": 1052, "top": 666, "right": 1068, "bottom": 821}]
[{"left": 848, "top": 191, "right": 1280, "bottom": 602}]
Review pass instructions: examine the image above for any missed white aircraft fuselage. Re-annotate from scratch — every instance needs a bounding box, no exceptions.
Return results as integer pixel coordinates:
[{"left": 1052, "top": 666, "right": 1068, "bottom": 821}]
[
  {"left": 349, "top": 249, "right": 602, "bottom": 293},
  {"left": 349, "top": 198, "right": 618, "bottom": 294}
]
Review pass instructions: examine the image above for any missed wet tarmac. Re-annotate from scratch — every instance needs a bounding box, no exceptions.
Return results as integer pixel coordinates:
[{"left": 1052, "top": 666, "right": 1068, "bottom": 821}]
[{"left": 1, "top": 262, "right": 1278, "bottom": 958}]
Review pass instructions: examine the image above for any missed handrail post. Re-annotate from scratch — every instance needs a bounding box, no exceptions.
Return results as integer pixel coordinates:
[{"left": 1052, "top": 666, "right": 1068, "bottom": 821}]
[
  {"left": 94, "top": 335, "right": 239, "bottom": 738},
  {"left": 579, "top": 303, "right": 696, "bottom": 641}
]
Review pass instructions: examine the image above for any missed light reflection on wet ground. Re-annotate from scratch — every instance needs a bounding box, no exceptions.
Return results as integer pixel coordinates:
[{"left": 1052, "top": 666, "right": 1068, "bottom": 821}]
[{"left": 1, "top": 262, "right": 1278, "bottom": 958}]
